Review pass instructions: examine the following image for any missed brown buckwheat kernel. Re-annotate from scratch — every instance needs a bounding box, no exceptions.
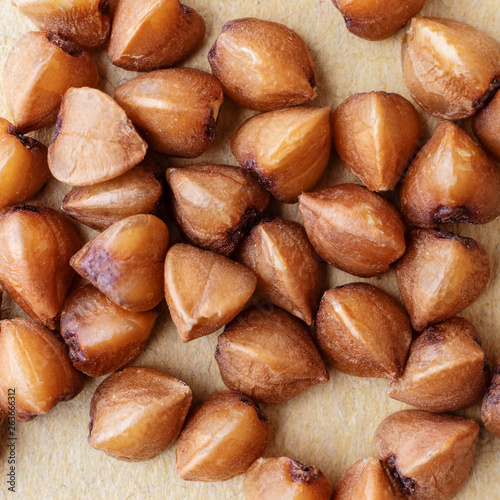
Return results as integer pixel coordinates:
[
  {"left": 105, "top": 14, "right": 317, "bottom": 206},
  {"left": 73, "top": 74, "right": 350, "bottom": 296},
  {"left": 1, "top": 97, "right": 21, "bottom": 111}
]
[
  {"left": 13, "top": 0, "right": 111, "bottom": 48},
  {"left": 389, "top": 317, "right": 489, "bottom": 412},
  {"left": 48, "top": 87, "right": 148, "bottom": 186},
  {"left": 0, "top": 118, "right": 50, "bottom": 209},
  {"left": 0, "top": 318, "right": 85, "bottom": 421},
  {"left": 395, "top": 229, "right": 491, "bottom": 331},
  {"left": 88, "top": 367, "right": 192, "bottom": 461},
  {"left": 208, "top": 18, "right": 317, "bottom": 111},
  {"left": 108, "top": 0, "right": 205, "bottom": 71},
  {"left": 176, "top": 391, "right": 270, "bottom": 481},
  {"left": 333, "top": 0, "right": 426, "bottom": 41},
  {"left": 3, "top": 31, "right": 98, "bottom": 132},
  {"left": 316, "top": 283, "right": 412, "bottom": 379},
  {"left": 332, "top": 92, "right": 422, "bottom": 192},
  {"left": 401, "top": 121, "right": 500, "bottom": 227},
  {"left": 216, "top": 306, "right": 329, "bottom": 403},
  {"left": 61, "top": 285, "right": 159, "bottom": 377},
  {"left": 0, "top": 205, "right": 80, "bottom": 329},
  {"left": 245, "top": 456, "right": 333, "bottom": 500},
  {"left": 374, "top": 410, "right": 479, "bottom": 500},
  {"left": 164, "top": 244, "right": 257, "bottom": 342},
  {"left": 299, "top": 184, "right": 406, "bottom": 277},
  {"left": 62, "top": 156, "right": 163, "bottom": 231},
  {"left": 231, "top": 106, "right": 332, "bottom": 203},
  {"left": 70, "top": 214, "right": 169, "bottom": 312},
  {"left": 402, "top": 17, "right": 500, "bottom": 120},
  {"left": 236, "top": 218, "right": 321, "bottom": 325},
  {"left": 114, "top": 69, "right": 223, "bottom": 158},
  {"left": 167, "top": 164, "right": 270, "bottom": 256}
]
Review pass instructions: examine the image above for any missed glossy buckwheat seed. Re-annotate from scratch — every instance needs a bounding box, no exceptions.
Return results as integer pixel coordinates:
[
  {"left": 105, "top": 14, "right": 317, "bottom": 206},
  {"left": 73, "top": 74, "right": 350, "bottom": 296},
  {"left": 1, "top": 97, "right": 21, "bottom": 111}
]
[
  {"left": 176, "top": 391, "right": 270, "bottom": 481},
  {"left": 108, "top": 0, "right": 205, "bottom": 71},
  {"left": 70, "top": 214, "right": 169, "bottom": 312},
  {"left": 236, "top": 218, "right": 321, "bottom": 325},
  {"left": 0, "top": 118, "right": 50, "bottom": 209},
  {"left": 208, "top": 18, "right": 317, "bottom": 111},
  {"left": 88, "top": 367, "right": 192, "bottom": 461},
  {"left": 231, "top": 106, "right": 331, "bottom": 203},
  {"left": 401, "top": 121, "right": 500, "bottom": 227},
  {"left": 332, "top": 0, "right": 427, "bottom": 41},
  {"left": 316, "top": 283, "right": 412, "bottom": 379},
  {"left": 333, "top": 457, "right": 406, "bottom": 499},
  {"left": 62, "top": 156, "right": 163, "bottom": 231},
  {"left": 245, "top": 456, "right": 333, "bottom": 500},
  {"left": 299, "top": 184, "right": 406, "bottom": 277},
  {"left": 48, "top": 87, "right": 148, "bottom": 186},
  {"left": 13, "top": 0, "right": 111, "bottom": 48},
  {"left": 0, "top": 206, "right": 80, "bottom": 329},
  {"left": 3, "top": 31, "right": 98, "bottom": 132},
  {"left": 374, "top": 410, "right": 479, "bottom": 500},
  {"left": 114, "top": 68, "right": 223, "bottom": 158},
  {"left": 331, "top": 92, "right": 422, "bottom": 192},
  {"left": 402, "top": 17, "right": 500, "bottom": 120},
  {"left": 216, "top": 306, "right": 329, "bottom": 403},
  {"left": 396, "top": 229, "right": 491, "bottom": 331},
  {"left": 389, "top": 317, "right": 489, "bottom": 412},
  {"left": 61, "top": 285, "right": 159, "bottom": 377},
  {"left": 164, "top": 244, "right": 257, "bottom": 342},
  {"left": 0, "top": 318, "right": 85, "bottom": 421},
  {"left": 167, "top": 164, "right": 270, "bottom": 256}
]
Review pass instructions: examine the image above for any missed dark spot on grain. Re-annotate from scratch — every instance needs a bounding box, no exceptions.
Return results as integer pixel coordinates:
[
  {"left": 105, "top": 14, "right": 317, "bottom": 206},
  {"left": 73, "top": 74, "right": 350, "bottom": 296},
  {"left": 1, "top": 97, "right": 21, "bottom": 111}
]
[
  {"left": 47, "top": 32, "right": 83, "bottom": 57},
  {"left": 289, "top": 459, "right": 321, "bottom": 483},
  {"left": 423, "top": 326, "right": 444, "bottom": 344},
  {"left": 344, "top": 16, "right": 365, "bottom": 34},
  {"left": 99, "top": 0, "right": 110, "bottom": 15},
  {"left": 10, "top": 205, "right": 43, "bottom": 213},
  {"left": 334, "top": 284, "right": 348, "bottom": 292},
  {"left": 224, "top": 206, "right": 262, "bottom": 254},
  {"left": 208, "top": 43, "right": 217, "bottom": 62},
  {"left": 434, "top": 230, "right": 476, "bottom": 249},
  {"left": 240, "top": 394, "right": 267, "bottom": 422},
  {"left": 244, "top": 158, "right": 275, "bottom": 191},
  {"left": 180, "top": 3, "right": 193, "bottom": 15},
  {"left": 214, "top": 344, "right": 221, "bottom": 360},
  {"left": 433, "top": 205, "right": 475, "bottom": 225},
  {"left": 54, "top": 115, "right": 64, "bottom": 141},
  {"left": 222, "top": 19, "right": 239, "bottom": 32},
  {"left": 78, "top": 247, "right": 120, "bottom": 291},
  {"left": 205, "top": 113, "right": 217, "bottom": 141},
  {"left": 474, "top": 79, "right": 500, "bottom": 111},
  {"left": 259, "top": 217, "right": 274, "bottom": 225},
  {"left": 61, "top": 328, "right": 86, "bottom": 364},
  {"left": 484, "top": 382, "right": 500, "bottom": 405},
  {"left": 387, "top": 455, "right": 415, "bottom": 495},
  {"left": 7, "top": 125, "right": 40, "bottom": 149}
]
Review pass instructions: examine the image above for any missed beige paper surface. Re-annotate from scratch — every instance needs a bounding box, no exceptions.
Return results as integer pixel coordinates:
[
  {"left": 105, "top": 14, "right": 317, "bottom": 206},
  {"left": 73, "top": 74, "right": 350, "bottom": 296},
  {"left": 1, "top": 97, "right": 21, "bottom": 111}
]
[{"left": 1, "top": 0, "right": 500, "bottom": 498}]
